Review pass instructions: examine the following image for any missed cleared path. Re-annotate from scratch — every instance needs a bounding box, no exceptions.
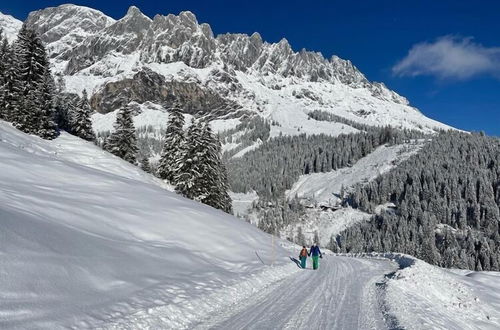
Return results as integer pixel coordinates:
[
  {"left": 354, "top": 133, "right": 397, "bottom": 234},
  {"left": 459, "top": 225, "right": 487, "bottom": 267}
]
[{"left": 194, "top": 256, "right": 397, "bottom": 330}]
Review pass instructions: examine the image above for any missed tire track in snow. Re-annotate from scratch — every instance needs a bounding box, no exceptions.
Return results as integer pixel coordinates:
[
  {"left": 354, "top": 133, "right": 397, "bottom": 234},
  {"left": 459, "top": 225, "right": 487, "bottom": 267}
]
[{"left": 194, "top": 256, "right": 397, "bottom": 330}]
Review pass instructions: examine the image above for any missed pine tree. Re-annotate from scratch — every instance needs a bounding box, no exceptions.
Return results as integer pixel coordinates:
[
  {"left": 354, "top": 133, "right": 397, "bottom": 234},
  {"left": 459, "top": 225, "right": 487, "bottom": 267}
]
[
  {"left": 198, "top": 123, "right": 232, "bottom": 213},
  {"left": 296, "top": 226, "right": 306, "bottom": 246},
  {"left": 36, "top": 70, "right": 58, "bottom": 139},
  {"left": 0, "top": 30, "right": 10, "bottom": 119},
  {"left": 218, "top": 160, "right": 233, "bottom": 214},
  {"left": 0, "top": 36, "right": 18, "bottom": 122},
  {"left": 158, "top": 106, "right": 185, "bottom": 183},
  {"left": 175, "top": 119, "right": 205, "bottom": 200},
  {"left": 104, "top": 105, "right": 138, "bottom": 164},
  {"left": 313, "top": 231, "right": 320, "bottom": 245},
  {"left": 9, "top": 24, "right": 58, "bottom": 138},
  {"left": 53, "top": 73, "right": 72, "bottom": 131},
  {"left": 72, "top": 90, "right": 95, "bottom": 141},
  {"left": 140, "top": 156, "right": 151, "bottom": 173}
]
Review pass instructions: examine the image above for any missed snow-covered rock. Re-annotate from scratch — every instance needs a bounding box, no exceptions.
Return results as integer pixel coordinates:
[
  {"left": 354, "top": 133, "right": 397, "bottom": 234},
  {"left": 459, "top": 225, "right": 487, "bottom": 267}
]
[
  {"left": 0, "top": 5, "right": 453, "bottom": 136},
  {"left": 0, "top": 11, "right": 22, "bottom": 43},
  {"left": 25, "top": 4, "right": 115, "bottom": 57}
]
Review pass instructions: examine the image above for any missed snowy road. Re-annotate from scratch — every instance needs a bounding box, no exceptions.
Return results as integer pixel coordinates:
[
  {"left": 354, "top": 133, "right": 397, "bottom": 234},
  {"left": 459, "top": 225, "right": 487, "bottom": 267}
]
[{"left": 194, "top": 256, "right": 397, "bottom": 330}]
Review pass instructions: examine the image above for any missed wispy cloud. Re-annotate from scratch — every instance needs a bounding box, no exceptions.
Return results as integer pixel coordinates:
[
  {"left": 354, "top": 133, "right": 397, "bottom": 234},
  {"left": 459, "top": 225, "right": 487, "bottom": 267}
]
[{"left": 393, "top": 36, "right": 500, "bottom": 80}]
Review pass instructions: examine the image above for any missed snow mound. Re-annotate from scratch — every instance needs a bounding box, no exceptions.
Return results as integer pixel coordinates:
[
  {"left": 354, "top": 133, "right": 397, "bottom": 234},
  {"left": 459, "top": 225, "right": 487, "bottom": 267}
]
[
  {"left": 0, "top": 121, "right": 296, "bottom": 329},
  {"left": 387, "top": 258, "right": 500, "bottom": 329},
  {"left": 346, "top": 252, "right": 500, "bottom": 330}
]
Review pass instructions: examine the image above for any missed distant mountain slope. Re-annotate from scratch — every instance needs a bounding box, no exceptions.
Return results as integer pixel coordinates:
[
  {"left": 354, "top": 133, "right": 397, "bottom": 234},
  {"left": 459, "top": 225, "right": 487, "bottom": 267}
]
[
  {"left": 1, "top": 4, "right": 451, "bottom": 142},
  {"left": 0, "top": 120, "right": 295, "bottom": 328}
]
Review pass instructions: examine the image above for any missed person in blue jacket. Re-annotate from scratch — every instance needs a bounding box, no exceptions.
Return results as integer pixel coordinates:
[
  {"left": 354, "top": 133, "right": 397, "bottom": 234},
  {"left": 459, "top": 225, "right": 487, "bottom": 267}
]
[{"left": 309, "top": 243, "right": 323, "bottom": 270}]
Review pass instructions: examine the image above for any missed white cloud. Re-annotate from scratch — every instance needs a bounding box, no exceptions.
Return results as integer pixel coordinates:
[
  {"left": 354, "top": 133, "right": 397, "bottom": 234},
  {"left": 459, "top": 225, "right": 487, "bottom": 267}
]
[{"left": 393, "top": 36, "right": 500, "bottom": 80}]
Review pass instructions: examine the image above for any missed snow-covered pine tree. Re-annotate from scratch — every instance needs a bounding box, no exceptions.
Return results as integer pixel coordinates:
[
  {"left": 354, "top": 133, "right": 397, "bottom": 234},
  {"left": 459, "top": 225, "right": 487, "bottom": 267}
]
[
  {"left": 210, "top": 130, "right": 232, "bottom": 213},
  {"left": 72, "top": 90, "right": 95, "bottom": 141},
  {"left": 313, "top": 231, "right": 320, "bottom": 245},
  {"left": 104, "top": 105, "right": 138, "bottom": 164},
  {"left": 36, "top": 70, "right": 58, "bottom": 139},
  {"left": 198, "top": 123, "right": 229, "bottom": 211},
  {"left": 296, "top": 226, "right": 306, "bottom": 246},
  {"left": 140, "top": 156, "right": 151, "bottom": 173},
  {"left": 53, "top": 74, "right": 73, "bottom": 132},
  {"left": 175, "top": 119, "right": 205, "bottom": 200},
  {"left": 0, "top": 30, "right": 9, "bottom": 119},
  {"left": 10, "top": 24, "right": 58, "bottom": 138},
  {"left": 218, "top": 160, "right": 233, "bottom": 214},
  {"left": 0, "top": 33, "right": 18, "bottom": 122},
  {"left": 157, "top": 105, "right": 185, "bottom": 183}
]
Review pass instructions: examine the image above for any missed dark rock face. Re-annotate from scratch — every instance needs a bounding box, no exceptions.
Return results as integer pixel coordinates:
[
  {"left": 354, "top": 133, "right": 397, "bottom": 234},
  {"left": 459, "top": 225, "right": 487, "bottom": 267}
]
[{"left": 90, "top": 68, "right": 240, "bottom": 116}]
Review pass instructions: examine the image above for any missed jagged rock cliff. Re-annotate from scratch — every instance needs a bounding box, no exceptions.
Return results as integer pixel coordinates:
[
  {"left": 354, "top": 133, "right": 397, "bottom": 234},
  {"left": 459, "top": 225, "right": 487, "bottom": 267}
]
[{"left": 2, "top": 4, "right": 448, "bottom": 133}]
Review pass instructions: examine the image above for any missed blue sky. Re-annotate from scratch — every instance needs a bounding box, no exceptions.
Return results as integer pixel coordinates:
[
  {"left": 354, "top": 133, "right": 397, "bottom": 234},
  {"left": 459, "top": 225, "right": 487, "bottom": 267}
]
[{"left": 2, "top": 0, "right": 499, "bottom": 135}]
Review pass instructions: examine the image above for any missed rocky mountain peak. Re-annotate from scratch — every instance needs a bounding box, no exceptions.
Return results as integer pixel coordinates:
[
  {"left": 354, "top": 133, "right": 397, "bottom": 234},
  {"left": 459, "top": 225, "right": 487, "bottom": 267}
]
[
  {"left": 178, "top": 11, "right": 198, "bottom": 25},
  {"left": 126, "top": 5, "right": 143, "bottom": 17},
  {"left": 1, "top": 5, "right": 416, "bottom": 112},
  {"left": 0, "top": 11, "right": 22, "bottom": 43},
  {"left": 25, "top": 4, "right": 115, "bottom": 57}
]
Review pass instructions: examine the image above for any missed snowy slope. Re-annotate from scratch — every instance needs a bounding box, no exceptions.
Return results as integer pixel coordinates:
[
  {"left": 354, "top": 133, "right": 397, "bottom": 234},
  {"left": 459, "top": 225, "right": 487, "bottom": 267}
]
[
  {"left": 286, "top": 143, "right": 423, "bottom": 205},
  {"left": 384, "top": 255, "right": 500, "bottom": 329},
  {"left": 0, "top": 121, "right": 297, "bottom": 329},
  {"left": 252, "top": 143, "right": 422, "bottom": 246}
]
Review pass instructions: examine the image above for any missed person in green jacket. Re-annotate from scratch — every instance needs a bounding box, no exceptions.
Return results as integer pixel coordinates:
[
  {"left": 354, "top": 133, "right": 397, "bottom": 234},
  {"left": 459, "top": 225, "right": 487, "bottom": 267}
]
[{"left": 309, "top": 244, "right": 323, "bottom": 270}]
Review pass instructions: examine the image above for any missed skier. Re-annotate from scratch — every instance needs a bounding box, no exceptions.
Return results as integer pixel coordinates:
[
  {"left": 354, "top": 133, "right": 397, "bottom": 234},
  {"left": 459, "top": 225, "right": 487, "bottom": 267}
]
[
  {"left": 309, "top": 243, "right": 323, "bottom": 270},
  {"left": 299, "top": 246, "right": 309, "bottom": 269}
]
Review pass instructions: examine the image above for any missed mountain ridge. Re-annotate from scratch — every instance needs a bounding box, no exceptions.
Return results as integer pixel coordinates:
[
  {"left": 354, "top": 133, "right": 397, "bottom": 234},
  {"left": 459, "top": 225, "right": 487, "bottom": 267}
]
[{"left": 1, "top": 4, "right": 452, "bottom": 140}]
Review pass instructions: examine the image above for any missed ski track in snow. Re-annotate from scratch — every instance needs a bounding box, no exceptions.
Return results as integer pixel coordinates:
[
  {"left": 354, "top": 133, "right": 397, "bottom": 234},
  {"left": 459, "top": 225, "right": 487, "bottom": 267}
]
[{"left": 192, "top": 256, "right": 397, "bottom": 330}]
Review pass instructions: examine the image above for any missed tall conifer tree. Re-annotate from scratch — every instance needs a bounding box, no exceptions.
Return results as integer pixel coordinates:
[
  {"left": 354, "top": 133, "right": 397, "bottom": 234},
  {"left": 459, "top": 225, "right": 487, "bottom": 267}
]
[
  {"left": 158, "top": 106, "right": 185, "bottom": 183},
  {"left": 72, "top": 90, "right": 95, "bottom": 141},
  {"left": 104, "top": 105, "right": 138, "bottom": 164}
]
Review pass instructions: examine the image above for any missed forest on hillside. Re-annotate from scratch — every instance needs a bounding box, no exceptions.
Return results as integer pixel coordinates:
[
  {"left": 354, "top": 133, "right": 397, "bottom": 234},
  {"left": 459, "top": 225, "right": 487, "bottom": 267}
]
[{"left": 334, "top": 131, "right": 500, "bottom": 271}]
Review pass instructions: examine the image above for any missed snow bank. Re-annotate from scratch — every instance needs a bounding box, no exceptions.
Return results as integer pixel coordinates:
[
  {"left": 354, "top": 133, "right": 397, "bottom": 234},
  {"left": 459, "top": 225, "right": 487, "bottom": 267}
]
[
  {"left": 0, "top": 121, "right": 297, "bottom": 329},
  {"left": 343, "top": 252, "right": 500, "bottom": 329},
  {"left": 387, "top": 259, "right": 500, "bottom": 330}
]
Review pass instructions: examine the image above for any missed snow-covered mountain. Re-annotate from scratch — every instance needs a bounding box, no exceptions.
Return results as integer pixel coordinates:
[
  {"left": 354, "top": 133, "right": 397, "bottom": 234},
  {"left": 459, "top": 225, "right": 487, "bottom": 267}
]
[
  {"left": 1, "top": 4, "right": 451, "bottom": 142},
  {"left": 0, "top": 11, "right": 22, "bottom": 43}
]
